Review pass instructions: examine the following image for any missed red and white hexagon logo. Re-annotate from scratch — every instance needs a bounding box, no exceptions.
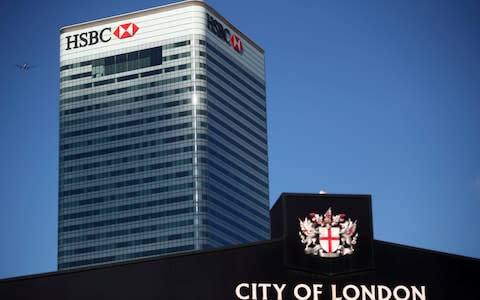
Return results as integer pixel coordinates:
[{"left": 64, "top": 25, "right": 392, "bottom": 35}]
[
  {"left": 230, "top": 34, "right": 244, "bottom": 53},
  {"left": 113, "top": 23, "right": 139, "bottom": 39}
]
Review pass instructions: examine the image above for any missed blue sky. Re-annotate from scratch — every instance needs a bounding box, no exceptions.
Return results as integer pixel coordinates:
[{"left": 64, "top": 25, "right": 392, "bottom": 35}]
[{"left": 0, "top": 0, "right": 479, "bottom": 279}]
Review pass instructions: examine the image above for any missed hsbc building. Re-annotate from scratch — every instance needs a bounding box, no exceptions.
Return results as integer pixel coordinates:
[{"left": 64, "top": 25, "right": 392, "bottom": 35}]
[{"left": 59, "top": 0, "right": 268, "bottom": 270}]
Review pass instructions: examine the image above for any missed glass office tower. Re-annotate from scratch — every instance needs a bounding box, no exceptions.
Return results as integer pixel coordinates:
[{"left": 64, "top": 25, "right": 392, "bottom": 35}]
[{"left": 58, "top": 0, "right": 269, "bottom": 270}]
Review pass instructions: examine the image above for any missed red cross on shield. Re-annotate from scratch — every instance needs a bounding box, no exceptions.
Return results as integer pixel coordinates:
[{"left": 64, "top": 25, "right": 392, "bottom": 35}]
[{"left": 319, "top": 227, "right": 340, "bottom": 253}]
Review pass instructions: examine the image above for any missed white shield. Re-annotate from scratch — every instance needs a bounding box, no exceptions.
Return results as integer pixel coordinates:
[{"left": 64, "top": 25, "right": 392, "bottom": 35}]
[{"left": 319, "top": 227, "right": 340, "bottom": 253}]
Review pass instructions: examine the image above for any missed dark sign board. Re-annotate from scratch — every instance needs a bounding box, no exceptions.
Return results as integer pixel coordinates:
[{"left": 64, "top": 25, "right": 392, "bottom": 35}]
[
  {"left": 271, "top": 193, "right": 375, "bottom": 275},
  {"left": 1, "top": 193, "right": 479, "bottom": 300}
]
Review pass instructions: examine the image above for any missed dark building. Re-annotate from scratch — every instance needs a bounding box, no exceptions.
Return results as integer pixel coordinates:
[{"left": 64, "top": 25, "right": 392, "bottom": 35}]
[{"left": 2, "top": 193, "right": 478, "bottom": 299}]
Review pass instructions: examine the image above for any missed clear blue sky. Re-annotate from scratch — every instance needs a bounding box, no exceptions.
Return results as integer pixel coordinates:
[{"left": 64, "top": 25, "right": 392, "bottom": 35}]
[{"left": 1, "top": 0, "right": 479, "bottom": 279}]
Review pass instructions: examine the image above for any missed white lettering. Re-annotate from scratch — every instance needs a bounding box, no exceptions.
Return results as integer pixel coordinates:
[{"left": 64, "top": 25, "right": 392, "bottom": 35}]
[
  {"left": 343, "top": 284, "right": 360, "bottom": 300},
  {"left": 235, "top": 283, "right": 426, "bottom": 300},
  {"left": 235, "top": 283, "right": 250, "bottom": 300},
  {"left": 377, "top": 285, "right": 392, "bottom": 300},
  {"left": 294, "top": 284, "right": 311, "bottom": 300},
  {"left": 273, "top": 284, "right": 287, "bottom": 300},
  {"left": 393, "top": 285, "right": 410, "bottom": 300},
  {"left": 258, "top": 283, "right": 271, "bottom": 300},
  {"left": 312, "top": 284, "right": 323, "bottom": 300},
  {"left": 331, "top": 284, "right": 342, "bottom": 300},
  {"left": 252, "top": 283, "right": 258, "bottom": 300},
  {"left": 412, "top": 286, "right": 426, "bottom": 300},
  {"left": 361, "top": 285, "right": 376, "bottom": 300}
]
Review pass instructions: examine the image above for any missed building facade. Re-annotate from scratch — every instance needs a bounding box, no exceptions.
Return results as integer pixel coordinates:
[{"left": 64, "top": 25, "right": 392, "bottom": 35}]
[{"left": 58, "top": 0, "right": 269, "bottom": 270}]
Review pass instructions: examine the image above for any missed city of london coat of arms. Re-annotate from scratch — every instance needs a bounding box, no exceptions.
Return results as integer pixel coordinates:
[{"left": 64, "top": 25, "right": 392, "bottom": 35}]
[{"left": 298, "top": 207, "right": 358, "bottom": 257}]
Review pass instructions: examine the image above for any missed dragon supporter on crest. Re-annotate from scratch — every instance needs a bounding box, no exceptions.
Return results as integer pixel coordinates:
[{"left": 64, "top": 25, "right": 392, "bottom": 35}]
[{"left": 299, "top": 208, "right": 358, "bottom": 257}]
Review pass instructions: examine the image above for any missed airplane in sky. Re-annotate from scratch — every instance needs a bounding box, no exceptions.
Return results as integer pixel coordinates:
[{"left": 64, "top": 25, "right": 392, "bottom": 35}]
[{"left": 15, "top": 63, "right": 34, "bottom": 71}]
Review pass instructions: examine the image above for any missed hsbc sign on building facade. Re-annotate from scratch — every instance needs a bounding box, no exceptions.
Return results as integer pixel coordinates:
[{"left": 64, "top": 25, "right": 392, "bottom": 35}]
[
  {"left": 64, "top": 14, "right": 245, "bottom": 53},
  {"left": 207, "top": 13, "right": 244, "bottom": 53},
  {"left": 64, "top": 22, "right": 139, "bottom": 50}
]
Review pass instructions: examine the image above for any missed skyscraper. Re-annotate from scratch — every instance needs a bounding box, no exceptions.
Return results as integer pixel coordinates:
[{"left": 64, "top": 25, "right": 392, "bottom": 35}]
[{"left": 58, "top": 0, "right": 269, "bottom": 270}]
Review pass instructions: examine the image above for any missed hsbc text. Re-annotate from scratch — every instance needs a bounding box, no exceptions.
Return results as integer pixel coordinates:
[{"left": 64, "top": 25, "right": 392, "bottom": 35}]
[
  {"left": 206, "top": 13, "right": 230, "bottom": 45},
  {"left": 65, "top": 28, "right": 111, "bottom": 50}
]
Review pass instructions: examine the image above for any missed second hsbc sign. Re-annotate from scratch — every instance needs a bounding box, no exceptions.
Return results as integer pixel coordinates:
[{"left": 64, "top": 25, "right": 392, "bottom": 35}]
[
  {"left": 65, "top": 23, "right": 139, "bottom": 50},
  {"left": 207, "top": 13, "right": 244, "bottom": 53}
]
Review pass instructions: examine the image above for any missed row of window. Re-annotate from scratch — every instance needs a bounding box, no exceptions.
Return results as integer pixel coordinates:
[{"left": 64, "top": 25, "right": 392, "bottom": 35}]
[
  {"left": 61, "top": 193, "right": 193, "bottom": 221},
  {"left": 61, "top": 82, "right": 93, "bottom": 94},
  {"left": 206, "top": 42, "right": 264, "bottom": 90},
  {"left": 62, "top": 157, "right": 192, "bottom": 185},
  {"left": 60, "top": 182, "right": 194, "bottom": 213},
  {"left": 206, "top": 219, "right": 250, "bottom": 244},
  {"left": 60, "top": 204, "right": 196, "bottom": 233},
  {"left": 91, "top": 46, "right": 163, "bottom": 78},
  {"left": 207, "top": 231, "right": 232, "bottom": 247},
  {"left": 60, "top": 191, "right": 192, "bottom": 220},
  {"left": 209, "top": 90, "right": 265, "bottom": 132},
  {"left": 209, "top": 125, "right": 267, "bottom": 166},
  {"left": 61, "top": 61, "right": 191, "bottom": 94},
  {"left": 208, "top": 172, "right": 268, "bottom": 212},
  {"left": 59, "top": 231, "right": 195, "bottom": 257},
  {"left": 195, "top": 74, "right": 207, "bottom": 81},
  {"left": 208, "top": 136, "right": 267, "bottom": 178},
  {"left": 58, "top": 244, "right": 195, "bottom": 269},
  {"left": 208, "top": 53, "right": 265, "bottom": 99},
  {"left": 61, "top": 74, "right": 191, "bottom": 104},
  {"left": 208, "top": 185, "right": 268, "bottom": 221},
  {"left": 61, "top": 121, "right": 194, "bottom": 150},
  {"left": 208, "top": 195, "right": 269, "bottom": 236},
  {"left": 92, "top": 78, "right": 115, "bottom": 87},
  {"left": 61, "top": 133, "right": 195, "bottom": 162},
  {"left": 62, "top": 97, "right": 192, "bottom": 128},
  {"left": 209, "top": 109, "right": 267, "bottom": 154},
  {"left": 208, "top": 147, "right": 267, "bottom": 187},
  {"left": 62, "top": 145, "right": 195, "bottom": 175},
  {"left": 61, "top": 170, "right": 192, "bottom": 197},
  {"left": 62, "top": 107, "right": 195, "bottom": 138},
  {"left": 60, "top": 71, "right": 91, "bottom": 82},
  {"left": 60, "top": 217, "right": 194, "bottom": 245},
  {"left": 208, "top": 159, "right": 267, "bottom": 199},
  {"left": 207, "top": 207, "right": 266, "bottom": 241},
  {"left": 60, "top": 40, "right": 190, "bottom": 72},
  {"left": 207, "top": 65, "right": 264, "bottom": 111},
  {"left": 62, "top": 86, "right": 195, "bottom": 116},
  {"left": 62, "top": 108, "right": 194, "bottom": 139},
  {"left": 208, "top": 80, "right": 264, "bottom": 123}
]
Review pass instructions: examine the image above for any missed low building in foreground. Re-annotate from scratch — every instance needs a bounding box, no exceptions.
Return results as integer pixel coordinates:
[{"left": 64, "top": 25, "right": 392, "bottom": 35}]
[{"left": 2, "top": 193, "right": 478, "bottom": 299}]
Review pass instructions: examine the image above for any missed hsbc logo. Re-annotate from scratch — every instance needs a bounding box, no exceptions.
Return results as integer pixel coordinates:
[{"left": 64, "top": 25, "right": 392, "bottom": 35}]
[
  {"left": 207, "top": 13, "right": 244, "bottom": 54},
  {"left": 113, "top": 23, "right": 139, "bottom": 39},
  {"left": 230, "top": 34, "right": 243, "bottom": 53},
  {"left": 65, "top": 22, "right": 139, "bottom": 50}
]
